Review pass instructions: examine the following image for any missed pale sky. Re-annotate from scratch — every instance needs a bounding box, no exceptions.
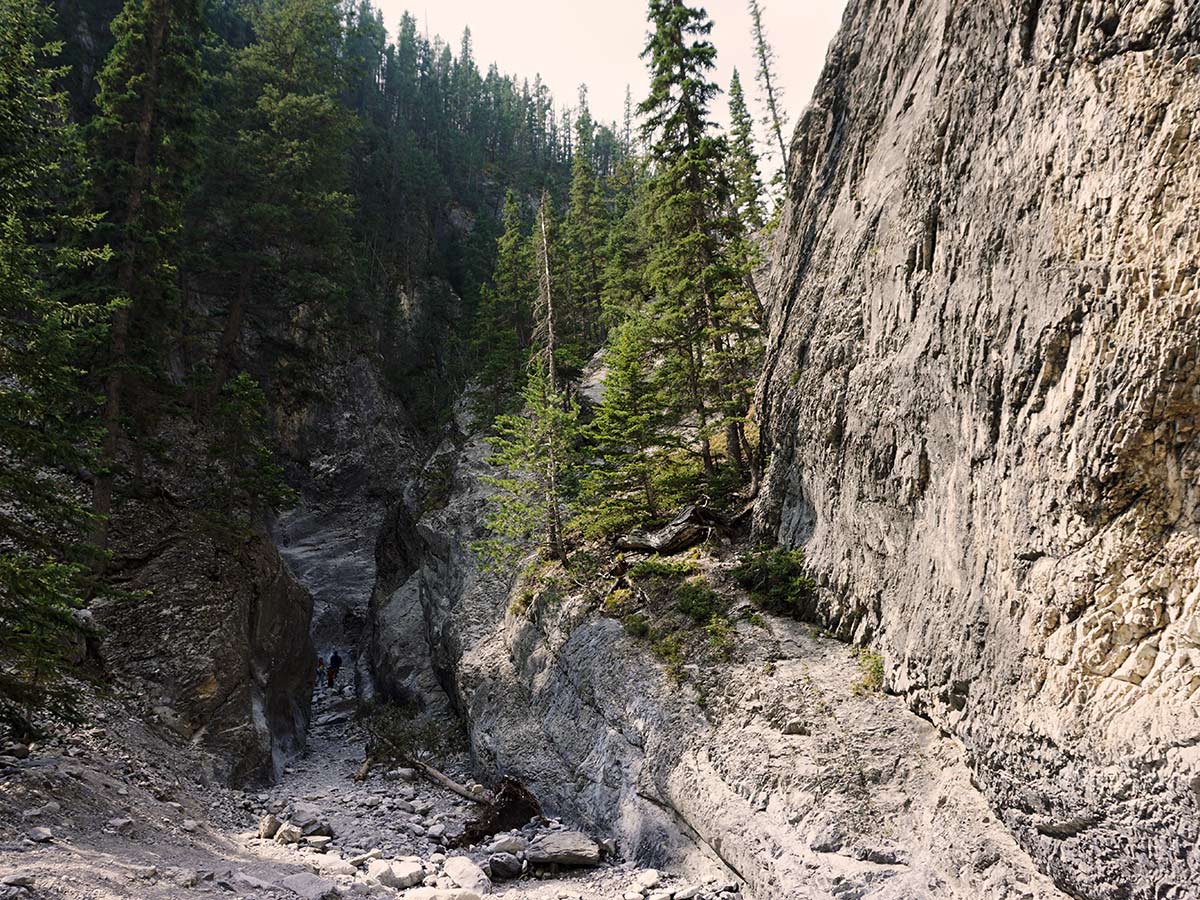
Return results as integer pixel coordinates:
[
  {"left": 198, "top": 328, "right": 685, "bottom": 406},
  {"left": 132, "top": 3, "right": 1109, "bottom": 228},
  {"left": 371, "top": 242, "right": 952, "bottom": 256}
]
[{"left": 374, "top": 0, "right": 849, "bottom": 169}]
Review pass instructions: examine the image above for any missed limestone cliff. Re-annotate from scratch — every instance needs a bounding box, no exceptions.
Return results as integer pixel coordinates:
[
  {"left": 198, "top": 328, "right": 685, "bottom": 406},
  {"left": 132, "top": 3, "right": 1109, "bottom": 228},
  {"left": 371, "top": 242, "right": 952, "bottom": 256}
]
[
  {"left": 753, "top": 1, "right": 1200, "bottom": 896},
  {"left": 365, "top": 396, "right": 1067, "bottom": 900}
]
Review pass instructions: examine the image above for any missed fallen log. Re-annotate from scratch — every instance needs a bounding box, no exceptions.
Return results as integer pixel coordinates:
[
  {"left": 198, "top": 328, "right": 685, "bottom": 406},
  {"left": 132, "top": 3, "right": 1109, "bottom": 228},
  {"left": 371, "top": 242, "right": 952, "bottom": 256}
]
[{"left": 616, "top": 504, "right": 728, "bottom": 554}]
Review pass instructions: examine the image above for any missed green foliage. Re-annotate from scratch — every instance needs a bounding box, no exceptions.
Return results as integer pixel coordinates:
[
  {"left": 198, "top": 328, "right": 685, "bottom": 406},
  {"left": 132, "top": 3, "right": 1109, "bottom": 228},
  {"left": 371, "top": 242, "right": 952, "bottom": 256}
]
[
  {"left": 731, "top": 546, "right": 817, "bottom": 616},
  {"left": 727, "top": 69, "right": 765, "bottom": 231},
  {"left": 576, "top": 316, "right": 673, "bottom": 539},
  {"left": 478, "top": 367, "right": 581, "bottom": 569},
  {"left": 363, "top": 699, "right": 465, "bottom": 764},
  {"left": 0, "top": 0, "right": 109, "bottom": 737},
  {"left": 674, "top": 578, "right": 727, "bottom": 624},
  {"left": 852, "top": 649, "right": 885, "bottom": 695},
  {"left": 652, "top": 632, "right": 686, "bottom": 682},
  {"left": 628, "top": 557, "right": 696, "bottom": 581},
  {"left": 705, "top": 615, "right": 733, "bottom": 659},
  {"left": 205, "top": 373, "right": 297, "bottom": 526},
  {"left": 622, "top": 612, "right": 650, "bottom": 638}
]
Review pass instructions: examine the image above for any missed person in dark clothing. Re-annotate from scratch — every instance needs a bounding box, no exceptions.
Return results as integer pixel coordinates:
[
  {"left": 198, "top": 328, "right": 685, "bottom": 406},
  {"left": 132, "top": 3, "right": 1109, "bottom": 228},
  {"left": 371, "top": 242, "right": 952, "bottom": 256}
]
[{"left": 327, "top": 651, "right": 342, "bottom": 688}]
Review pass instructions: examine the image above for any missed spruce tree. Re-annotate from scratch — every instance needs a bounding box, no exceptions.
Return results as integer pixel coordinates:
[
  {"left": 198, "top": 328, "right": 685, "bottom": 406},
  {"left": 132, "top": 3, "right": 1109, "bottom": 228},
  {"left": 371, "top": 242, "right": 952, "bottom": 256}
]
[
  {"left": 638, "top": 0, "right": 734, "bottom": 479},
  {"left": 480, "top": 191, "right": 579, "bottom": 566},
  {"left": 727, "top": 68, "right": 765, "bottom": 231},
  {"left": 564, "top": 87, "right": 608, "bottom": 351},
  {"left": 193, "top": 0, "right": 355, "bottom": 402},
  {"left": 88, "top": 0, "right": 203, "bottom": 544},
  {"left": 472, "top": 189, "right": 533, "bottom": 412},
  {"left": 577, "top": 316, "right": 671, "bottom": 538},
  {"left": 0, "top": 0, "right": 108, "bottom": 736}
]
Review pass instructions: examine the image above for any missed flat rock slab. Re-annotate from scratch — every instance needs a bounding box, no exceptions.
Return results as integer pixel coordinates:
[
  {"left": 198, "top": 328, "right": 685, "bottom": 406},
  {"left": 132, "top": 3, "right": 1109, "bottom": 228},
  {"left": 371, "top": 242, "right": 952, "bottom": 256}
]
[
  {"left": 526, "top": 831, "right": 601, "bottom": 866},
  {"left": 279, "top": 871, "right": 338, "bottom": 900}
]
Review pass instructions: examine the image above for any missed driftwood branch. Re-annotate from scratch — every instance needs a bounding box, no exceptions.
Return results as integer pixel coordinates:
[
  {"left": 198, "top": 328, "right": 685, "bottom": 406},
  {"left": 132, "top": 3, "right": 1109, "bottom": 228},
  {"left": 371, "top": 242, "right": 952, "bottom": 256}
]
[
  {"left": 354, "top": 752, "right": 492, "bottom": 806},
  {"left": 410, "top": 759, "right": 493, "bottom": 805}
]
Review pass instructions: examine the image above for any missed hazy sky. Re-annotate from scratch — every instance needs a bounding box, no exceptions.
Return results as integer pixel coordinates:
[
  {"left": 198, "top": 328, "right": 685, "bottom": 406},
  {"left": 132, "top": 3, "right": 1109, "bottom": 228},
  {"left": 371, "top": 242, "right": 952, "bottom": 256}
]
[{"left": 374, "top": 0, "right": 849, "bottom": 165}]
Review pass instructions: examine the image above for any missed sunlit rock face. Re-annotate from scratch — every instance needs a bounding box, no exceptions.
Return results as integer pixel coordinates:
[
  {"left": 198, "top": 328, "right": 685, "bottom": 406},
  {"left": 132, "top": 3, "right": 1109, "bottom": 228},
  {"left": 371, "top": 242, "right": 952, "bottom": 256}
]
[{"left": 753, "top": 1, "right": 1200, "bottom": 896}]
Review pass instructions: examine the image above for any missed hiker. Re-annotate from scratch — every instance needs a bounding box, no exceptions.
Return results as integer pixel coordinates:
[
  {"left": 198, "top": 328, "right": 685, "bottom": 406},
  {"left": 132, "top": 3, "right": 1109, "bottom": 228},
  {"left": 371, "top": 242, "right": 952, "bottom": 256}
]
[
  {"left": 328, "top": 650, "right": 342, "bottom": 688},
  {"left": 316, "top": 655, "right": 326, "bottom": 687}
]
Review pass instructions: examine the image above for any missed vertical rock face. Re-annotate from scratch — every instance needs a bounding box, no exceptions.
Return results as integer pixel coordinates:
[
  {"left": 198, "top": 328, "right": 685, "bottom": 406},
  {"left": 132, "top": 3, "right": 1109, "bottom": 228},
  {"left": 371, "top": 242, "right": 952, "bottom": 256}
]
[
  {"left": 754, "top": 2, "right": 1200, "bottom": 897},
  {"left": 97, "top": 498, "right": 313, "bottom": 786}
]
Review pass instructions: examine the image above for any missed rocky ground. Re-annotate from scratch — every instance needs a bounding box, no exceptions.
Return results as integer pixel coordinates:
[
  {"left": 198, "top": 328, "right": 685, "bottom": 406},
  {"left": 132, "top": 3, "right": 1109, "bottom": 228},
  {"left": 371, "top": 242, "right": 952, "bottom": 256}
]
[{"left": 0, "top": 682, "right": 738, "bottom": 900}]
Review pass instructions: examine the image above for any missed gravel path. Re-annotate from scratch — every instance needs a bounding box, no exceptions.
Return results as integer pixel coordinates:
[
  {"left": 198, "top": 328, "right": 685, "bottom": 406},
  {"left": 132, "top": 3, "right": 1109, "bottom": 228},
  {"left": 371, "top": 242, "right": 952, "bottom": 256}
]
[{"left": 0, "top": 684, "right": 735, "bottom": 900}]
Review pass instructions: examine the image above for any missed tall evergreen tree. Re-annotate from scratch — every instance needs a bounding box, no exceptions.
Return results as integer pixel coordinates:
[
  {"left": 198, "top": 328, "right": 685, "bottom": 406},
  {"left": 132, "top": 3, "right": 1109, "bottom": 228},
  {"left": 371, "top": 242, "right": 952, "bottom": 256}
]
[
  {"left": 481, "top": 190, "right": 579, "bottom": 566},
  {"left": 639, "top": 0, "right": 741, "bottom": 479},
  {"left": 0, "top": 0, "right": 108, "bottom": 735},
  {"left": 564, "top": 86, "right": 608, "bottom": 352},
  {"left": 88, "top": 0, "right": 203, "bottom": 544},
  {"left": 472, "top": 189, "right": 533, "bottom": 412},
  {"left": 747, "top": 0, "right": 788, "bottom": 166},
  {"left": 727, "top": 68, "right": 765, "bottom": 231},
  {"left": 577, "top": 315, "right": 671, "bottom": 538},
  {"left": 193, "top": 0, "right": 355, "bottom": 402}
]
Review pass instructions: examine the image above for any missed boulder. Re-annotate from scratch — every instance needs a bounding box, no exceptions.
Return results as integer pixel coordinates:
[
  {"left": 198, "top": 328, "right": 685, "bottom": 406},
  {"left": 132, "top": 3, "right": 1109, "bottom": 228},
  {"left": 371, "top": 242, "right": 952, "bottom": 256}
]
[
  {"left": 279, "top": 872, "right": 339, "bottom": 900},
  {"left": 525, "top": 831, "right": 601, "bottom": 866},
  {"left": 317, "top": 857, "right": 357, "bottom": 877},
  {"left": 25, "top": 828, "right": 51, "bottom": 844},
  {"left": 365, "top": 858, "right": 424, "bottom": 889},
  {"left": 275, "top": 823, "right": 303, "bottom": 845},
  {"left": 258, "top": 813, "right": 282, "bottom": 838},
  {"left": 404, "top": 890, "right": 483, "bottom": 900},
  {"left": 486, "top": 834, "right": 527, "bottom": 855},
  {"left": 107, "top": 818, "right": 134, "bottom": 835},
  {"left": 443, "top": 856, "right": 491, "bottom": 893},
  {"left": 486, "top": 852, "right": 522, "bottom": 881}
]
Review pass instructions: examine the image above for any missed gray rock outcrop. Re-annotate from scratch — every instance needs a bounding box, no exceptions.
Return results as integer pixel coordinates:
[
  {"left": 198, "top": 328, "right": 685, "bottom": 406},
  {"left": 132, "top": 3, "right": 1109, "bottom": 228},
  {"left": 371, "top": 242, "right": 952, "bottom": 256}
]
[
  {"left": 753, "top": 1, "right": 1200, "bottom": 897},
  {"left": 95, "top": 494, "right": 313, "bottom": 786}
]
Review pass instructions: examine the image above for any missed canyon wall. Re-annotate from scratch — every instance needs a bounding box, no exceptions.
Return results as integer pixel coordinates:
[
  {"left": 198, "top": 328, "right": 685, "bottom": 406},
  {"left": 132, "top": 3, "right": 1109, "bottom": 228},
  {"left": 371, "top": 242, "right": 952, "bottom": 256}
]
[{"left": 753, "top": 1, "right": 1200, "bottom": 897}]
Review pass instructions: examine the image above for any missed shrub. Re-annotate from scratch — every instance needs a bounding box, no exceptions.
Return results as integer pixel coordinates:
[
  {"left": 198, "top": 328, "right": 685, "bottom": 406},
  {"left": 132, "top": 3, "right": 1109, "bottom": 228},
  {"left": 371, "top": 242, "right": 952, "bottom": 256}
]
[
  {"left": 622, "top": 612, "right": 650, "bottom": 638},
  {"left": 705, "top": 615, "right": 734, "bottom": 659},
  {"left": 604, "top": 587, "right": 634, "bottom": 616},
  {"left": 629, "top": 557, "right": 696, "bottom": 581},
  {"left": 852, "top": 649, "right": 884, "bottom": 695},
  {"left": 363, "top": 701, "right": 463, "bottom": 764},
  {"left": 731, "top": 546, "right": 817, "bottom": 616},
  {"left": 674, "top": 579, "right": 727, "bottom": 624},
  {"left": 653, "top": 633, "right": 686, "bottom": 682}
]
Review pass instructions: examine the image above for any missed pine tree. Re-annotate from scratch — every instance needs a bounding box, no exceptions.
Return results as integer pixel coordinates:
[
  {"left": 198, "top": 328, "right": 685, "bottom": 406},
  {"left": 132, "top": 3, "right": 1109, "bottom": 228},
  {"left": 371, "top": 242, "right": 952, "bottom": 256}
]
[
  {"left": 638, "top": 0, "right": 733, "bottom": 479},
  {"left": 472, "top": 189, "right": 533, "bottom": 412},
  {"left": 480, "top": 193, "right": 579, "bottom": 566},
  {"left": 577, "top": 316, "right": 671, "bottom": 538},
  {"left": 727, "top": 68, "right": 765, "bottom": 231},
  {"left": 564, "top": 86, "right": 608, "bottom": 352},
  {"left": 0, "top": 0, "right": 108, "bottom": 736},
  {"left": 747, "top": 0, "right": 788, "bottom": 166},
  {"left": 193, "top": 0, "right": 355, "bottom": 402},
  {"left": 479, "top": 366, "right": 580, "bottom": 568},
  {"left": 88, "top": 0, "right": 203, "bottom": 545}
]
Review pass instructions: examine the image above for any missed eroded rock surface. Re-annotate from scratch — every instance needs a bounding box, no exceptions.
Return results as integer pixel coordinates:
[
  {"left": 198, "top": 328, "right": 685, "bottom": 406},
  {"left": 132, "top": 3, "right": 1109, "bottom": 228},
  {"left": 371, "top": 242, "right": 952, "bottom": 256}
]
[
  {"left": 367, "top": 396, "right": 1067, "bottom": 899},
  {"left": 753, "top": 1, "right": 1200, "bottom": 896}
]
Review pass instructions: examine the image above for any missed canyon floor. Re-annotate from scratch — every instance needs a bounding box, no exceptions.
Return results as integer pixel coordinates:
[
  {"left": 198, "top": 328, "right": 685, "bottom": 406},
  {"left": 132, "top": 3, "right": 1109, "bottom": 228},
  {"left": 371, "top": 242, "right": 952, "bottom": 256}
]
[{"left": 0, "top": 684, "right": 720, "bottom": 900}]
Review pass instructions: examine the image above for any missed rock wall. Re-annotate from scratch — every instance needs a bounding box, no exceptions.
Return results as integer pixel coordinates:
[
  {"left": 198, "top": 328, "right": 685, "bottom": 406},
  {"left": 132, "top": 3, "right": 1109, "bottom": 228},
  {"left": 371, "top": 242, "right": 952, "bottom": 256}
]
[
  {"left": 96, "top": 491, "right": 313, "bottom": 787},
  {"left": 753, "top": 1, "right": 1200, "bottom": 897},
  {"left": 367, "top": 397, "right": 1068, "bottom": 900}
]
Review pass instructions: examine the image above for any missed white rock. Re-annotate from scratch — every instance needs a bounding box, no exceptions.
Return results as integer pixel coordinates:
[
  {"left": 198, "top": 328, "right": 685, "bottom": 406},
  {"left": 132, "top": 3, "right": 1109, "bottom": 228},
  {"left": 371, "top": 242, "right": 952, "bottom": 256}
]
[
  {"left": 443, "top": 856, "right": 491, "bottom": 894},
  {"left": 365, "top": 858, "right": 424, "bottom": 889}
]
